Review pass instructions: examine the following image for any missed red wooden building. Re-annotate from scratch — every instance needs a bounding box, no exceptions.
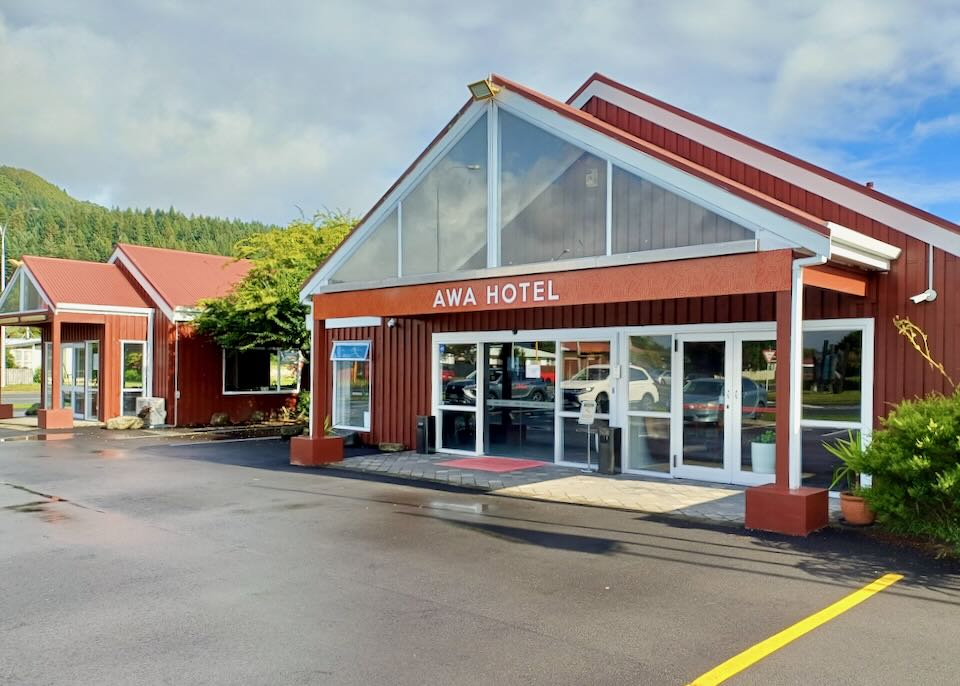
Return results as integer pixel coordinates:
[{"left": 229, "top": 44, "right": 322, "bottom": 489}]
[
  {"left": 0, "top": 244, "right": 300, "bottom": 428},
  {"left": 292, "top": 73, "right": 959, "bottom": 535}
]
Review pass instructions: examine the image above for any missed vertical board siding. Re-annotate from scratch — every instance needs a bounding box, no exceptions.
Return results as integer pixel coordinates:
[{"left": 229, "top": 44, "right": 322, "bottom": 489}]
[
  {"left": 325, "top": 292, "right": 877, "bottom": 447},
  {"left": 583, "top": 96, "right": 959, "bottom": 421},
  {"left": 174, "top": 325, "right": 297, "bottom": 426}
]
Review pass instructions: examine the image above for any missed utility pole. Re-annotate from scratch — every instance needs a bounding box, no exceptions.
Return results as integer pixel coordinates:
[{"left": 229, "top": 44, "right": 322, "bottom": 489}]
[{"left": 0, "top": 206, "right": 39, "bottom": 388}]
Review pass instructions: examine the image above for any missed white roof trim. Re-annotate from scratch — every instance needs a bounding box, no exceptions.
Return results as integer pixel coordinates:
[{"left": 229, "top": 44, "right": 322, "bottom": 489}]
[
  {"left": 325, "top": 316, "right": 383, "bottom": 329},
  {"left": 300, "top": 103, "right": 489, "bottom": 299},
  {"left": 571, "top": 79, "right": 960, "bottom": 257},
  {"left": 828, "top": 222, "right": 901, "bottom": 271},
  {"left": 303, "top": 85, "right": 834, "bottom": 298},
  {"left": 108, "top": 247, "right": 177, "bottom": 321},
  {"left": 56, "top": 303, "right": 153, "bottom": 316}
]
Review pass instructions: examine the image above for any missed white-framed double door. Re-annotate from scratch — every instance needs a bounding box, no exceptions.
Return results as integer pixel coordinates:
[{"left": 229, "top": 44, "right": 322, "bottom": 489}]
[
  {"left": 671, "top": 331, "right": 778, "bottom": 485},
  {"left": 60, "top": 341, "right": 99, "bottom": 420}
]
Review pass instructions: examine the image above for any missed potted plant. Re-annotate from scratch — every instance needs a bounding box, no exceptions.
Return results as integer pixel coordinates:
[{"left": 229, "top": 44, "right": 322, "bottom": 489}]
[
  {"left": 824, "top": 430, "right": 874, "bottom": 525},
  {"left": 750, "top": 429, "right": 777, "bottom": 474}
]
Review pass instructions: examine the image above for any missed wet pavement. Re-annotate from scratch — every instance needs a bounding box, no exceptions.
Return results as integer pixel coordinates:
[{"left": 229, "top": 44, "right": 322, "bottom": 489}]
[{"left": 1, "top": 432, "right": 958, "bottom": 685}]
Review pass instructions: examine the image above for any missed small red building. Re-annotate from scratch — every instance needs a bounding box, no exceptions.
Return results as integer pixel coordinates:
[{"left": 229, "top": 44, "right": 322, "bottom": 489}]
[
  {"left": 292, "top": 73, "right": 959, "bottom": 536},
  {"left": 0, "top": 244, "right": 300, "bottom": 428}
]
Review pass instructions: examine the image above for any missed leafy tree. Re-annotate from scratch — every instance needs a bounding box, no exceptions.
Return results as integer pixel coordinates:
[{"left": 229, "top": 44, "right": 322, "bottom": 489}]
[{"left": 193, "top": 212, "right": 354, "bottom": 352}]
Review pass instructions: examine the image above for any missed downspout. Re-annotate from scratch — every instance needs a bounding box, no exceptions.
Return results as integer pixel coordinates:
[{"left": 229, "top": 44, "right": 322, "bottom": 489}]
[
  {"left": 789, "top": 254, "right": 828, "bottom": 489},
  {"left": 307, "top": 301, "right": 314, "bottom": 438},
  {"left": 174, "top": 322, "right": 180, "bottom": 427}
]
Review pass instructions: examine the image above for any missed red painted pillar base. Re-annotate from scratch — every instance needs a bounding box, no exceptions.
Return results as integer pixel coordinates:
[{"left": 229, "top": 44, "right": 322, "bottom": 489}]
[
  {"left": 745, "top": 484, "right": 829, "bottom": 536},
  {"left": 37, "top": 408, "right": 74, "bottom": 430},
  {"left": 290, "top": 435, "right": 344, "bottom": 467},
  {"left": 0, "top": 403, "right": 13, "bottom": 419}
]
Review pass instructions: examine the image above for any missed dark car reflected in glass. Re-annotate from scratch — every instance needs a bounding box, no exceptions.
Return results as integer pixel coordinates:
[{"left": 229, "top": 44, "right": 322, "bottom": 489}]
[{"left": 682, "top": 377, "right": 767, "bottom": 424}]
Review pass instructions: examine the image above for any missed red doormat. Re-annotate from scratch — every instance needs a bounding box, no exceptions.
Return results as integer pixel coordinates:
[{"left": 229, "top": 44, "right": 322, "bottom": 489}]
[{"left": 436, "top": 457, "right": 546, "bottom": 473}]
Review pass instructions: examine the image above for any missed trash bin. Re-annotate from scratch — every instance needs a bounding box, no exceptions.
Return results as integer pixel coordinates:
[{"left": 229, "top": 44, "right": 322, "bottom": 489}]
[
  {"left": 597, "top": 425, "right": 621, "bottom": 475},
  {"left": 415, "top": 415, "right": 436, "bottom": 454}
]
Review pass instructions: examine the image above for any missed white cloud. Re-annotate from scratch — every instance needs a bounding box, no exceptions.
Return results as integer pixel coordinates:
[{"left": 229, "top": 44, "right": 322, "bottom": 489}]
[
  {"left": 913, "top": 113, "right": 960, "bottom": 140},
  {"left": 0, "top": 0, "right": 959, "bottom": 225}
]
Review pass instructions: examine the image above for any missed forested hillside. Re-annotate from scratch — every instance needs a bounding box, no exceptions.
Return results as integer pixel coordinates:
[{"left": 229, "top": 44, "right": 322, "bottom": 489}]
[{"left": 0, "top": 166, "right": 277, "bottom": 262}]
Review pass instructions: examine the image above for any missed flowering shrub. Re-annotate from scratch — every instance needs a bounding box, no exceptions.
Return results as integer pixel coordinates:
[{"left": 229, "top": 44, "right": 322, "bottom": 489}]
[{"left": 861, "top": 389, "right": 960, "bottom": 552}]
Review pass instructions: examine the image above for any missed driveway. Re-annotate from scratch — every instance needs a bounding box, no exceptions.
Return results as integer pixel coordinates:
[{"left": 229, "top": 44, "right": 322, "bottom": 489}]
[{"left": 2, "top": 435, "right": 958, "bottom": 685}]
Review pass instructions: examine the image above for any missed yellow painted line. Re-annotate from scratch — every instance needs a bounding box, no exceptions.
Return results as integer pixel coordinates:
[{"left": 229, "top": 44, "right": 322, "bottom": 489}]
[{"left": 687, "top": 573, "right": 904, "bottom": 686}]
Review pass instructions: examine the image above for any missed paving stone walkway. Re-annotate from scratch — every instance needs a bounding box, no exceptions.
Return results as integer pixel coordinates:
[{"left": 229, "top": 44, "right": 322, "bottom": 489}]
[{"left": 330, "top": 451, "right": 842, "bottom": 525}]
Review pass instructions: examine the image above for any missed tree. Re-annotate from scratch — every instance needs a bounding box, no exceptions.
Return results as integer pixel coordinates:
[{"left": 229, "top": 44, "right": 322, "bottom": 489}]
[{"left": 193, "top": 211, "right": 354, "bottom": 353}]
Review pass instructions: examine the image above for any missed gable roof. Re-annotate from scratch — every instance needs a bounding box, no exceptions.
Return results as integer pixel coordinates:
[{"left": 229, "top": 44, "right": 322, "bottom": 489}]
[
  {"left": 20, "top": 256, "right": 150, "bottom": 309},
  {"left": 302, "top": 74, "right": 842, "bottom": 297},
  {"left": 111, "top": 243, "right": 252, "bottom": 313},
  {"left": 568, "top": 72, "right": 960, "bottom": 255}
]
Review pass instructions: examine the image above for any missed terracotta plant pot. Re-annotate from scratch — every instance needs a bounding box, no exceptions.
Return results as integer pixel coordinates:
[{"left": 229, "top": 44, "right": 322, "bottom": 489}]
[{"left": 839, "top": 492, "right": 875, "bottom": 526}]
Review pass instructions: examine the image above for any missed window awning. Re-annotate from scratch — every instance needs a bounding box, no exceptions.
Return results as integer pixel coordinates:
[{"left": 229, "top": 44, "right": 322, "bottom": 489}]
[{"left": 330, "top": 341, "right": 371, "bottom": 361}]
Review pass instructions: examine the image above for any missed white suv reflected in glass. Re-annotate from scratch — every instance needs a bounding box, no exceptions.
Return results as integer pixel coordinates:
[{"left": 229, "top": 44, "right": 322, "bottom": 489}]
[{"left": 560, "top": 364, "right": 659, "bottom": 413}]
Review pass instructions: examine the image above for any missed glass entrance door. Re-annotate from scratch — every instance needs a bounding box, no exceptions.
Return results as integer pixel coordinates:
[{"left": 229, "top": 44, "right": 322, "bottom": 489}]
[
  {"left": 735, "top": 336, "right": 777, "bottom": 485},
  {"left": 60, "top": 342, "right": 99, "bottom": 420},
  {"left": 60, "top": 343, "right": 82, "bottom": 419},
  {"left": 482, "top": 341, "right": 556, "bottom": 461},
  {"left": 675, "top": 336, "right": 731, "bottom": 480},
  {"left": 85, "top": 341, "right": 99, "bottom": 420},
  {"left": 672, "top": 332, "right": 778, "bottom": 484}
]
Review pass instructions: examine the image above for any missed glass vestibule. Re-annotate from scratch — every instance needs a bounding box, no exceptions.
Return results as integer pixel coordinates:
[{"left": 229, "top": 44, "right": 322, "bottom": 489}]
[
  {"left": 60, "top": 341, "right": 100, "bottom": 420},
  {"left": 433, "top": 320, "right": 871, "bottom": 486}
]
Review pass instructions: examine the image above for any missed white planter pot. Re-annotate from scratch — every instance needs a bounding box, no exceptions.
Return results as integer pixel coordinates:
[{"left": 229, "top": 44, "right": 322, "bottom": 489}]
[{"left": 751, "top": 442, "right": 777, "bottom": 474}]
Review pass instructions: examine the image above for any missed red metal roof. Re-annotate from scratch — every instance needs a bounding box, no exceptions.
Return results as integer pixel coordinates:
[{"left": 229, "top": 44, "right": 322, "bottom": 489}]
[
  {"left": 21, "top": 256, "right": 150, "bottom": 309},
  {"left": 569, "top": 72, "right": 960, "bottom": 237},
  {"left": 116, "top": 244, "right": 252, "bottom": 310}
]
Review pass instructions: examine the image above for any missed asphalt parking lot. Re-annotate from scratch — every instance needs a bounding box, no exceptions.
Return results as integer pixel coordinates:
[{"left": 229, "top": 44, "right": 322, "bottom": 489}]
[{"left": 2, "top": 434, "right": 959, "bottom": 685}]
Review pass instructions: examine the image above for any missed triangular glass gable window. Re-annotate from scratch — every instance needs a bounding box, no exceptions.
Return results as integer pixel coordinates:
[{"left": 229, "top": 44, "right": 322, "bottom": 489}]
[
  {"left": 611, "top": 165, "right": 754, "bottom": 254},
  {"left": 499, "top": 111, "right": 607, "bottom": 266},
  {"left": 0, "top": 272, "right": 22, "bottom": 314},
  {"left": 401, "top": 113, "right": 487, "bottom": 276},
  {"left": 22, "top": 274, "right": 43, "bottom": 311},
  {"left": 328, "top": 208, "right": 398, "bottom": 284}
]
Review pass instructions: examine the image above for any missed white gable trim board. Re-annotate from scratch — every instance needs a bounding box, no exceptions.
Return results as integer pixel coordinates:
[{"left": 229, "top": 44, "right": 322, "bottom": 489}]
[
  {"left": 570, "top": 79, "right": 960, "bottom": 257},
  {"left": 302, "top": 87, "right": 837, "bottom": 299},
  {"left": 108, "top": 248, "right": 178, "bottom": 322}
]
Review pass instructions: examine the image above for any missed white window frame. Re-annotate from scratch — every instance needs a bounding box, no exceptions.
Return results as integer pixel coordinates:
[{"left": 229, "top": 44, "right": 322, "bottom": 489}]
[
  {"left": 221, "top": 347, "right": 302, "bottom": 395},
  {"left": 331, "top": 340, "right": 372, "bottom": 431},
  {"left": 120, "top": 340, "right": 147, "bottom": 417},
  {"left": 431, "top": 318, "right": 874, "bottom": 486}
]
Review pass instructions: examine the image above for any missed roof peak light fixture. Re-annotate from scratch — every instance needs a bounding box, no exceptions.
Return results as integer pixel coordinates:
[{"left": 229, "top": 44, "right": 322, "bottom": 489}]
[{"left": 467, "top": 78, "right": 500, "bottom": 101}]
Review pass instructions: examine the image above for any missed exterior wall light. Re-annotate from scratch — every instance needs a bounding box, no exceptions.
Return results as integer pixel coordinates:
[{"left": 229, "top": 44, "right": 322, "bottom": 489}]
[
  {"left": 386, "top": 317, "right": 398, "bottom": 328},
  {"left": 467, "top": 78, "right": 500, "bottom": 101}
]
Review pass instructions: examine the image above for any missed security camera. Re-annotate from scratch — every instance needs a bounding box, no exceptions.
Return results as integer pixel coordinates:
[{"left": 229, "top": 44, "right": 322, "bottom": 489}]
[{"left": 909, "top": 289, "right": 938, "bottom": 304}]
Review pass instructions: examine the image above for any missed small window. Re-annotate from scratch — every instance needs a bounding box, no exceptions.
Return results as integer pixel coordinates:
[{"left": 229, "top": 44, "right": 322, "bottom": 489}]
[
  {"left": 121, "top": 341, "right": 145, "bottom": 416},
  {"left": 330, "top": 341, "right": 371, "bottom": 362},
  {"left": 332, "top": 340, "right": 371, "bottom": 430},
  {"left": 224, "top": 348, "right": 301, "bottom": 393}
]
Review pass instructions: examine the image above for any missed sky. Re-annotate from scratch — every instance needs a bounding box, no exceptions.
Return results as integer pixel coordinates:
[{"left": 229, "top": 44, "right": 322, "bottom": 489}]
[{"left": 2, "top": 0, "right": 960, "bottom": 226}]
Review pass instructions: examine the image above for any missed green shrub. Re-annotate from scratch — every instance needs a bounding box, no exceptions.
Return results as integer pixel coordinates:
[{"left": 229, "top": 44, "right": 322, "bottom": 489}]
[
  {"left": 32, "top": 368, "right": 41, "bottom": 384},
  {"left": 295, "top": 391, "right": 310, "bottom": 421},
  {"left": 860, "top": 389, "right": 960, "bottom": 551}
]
